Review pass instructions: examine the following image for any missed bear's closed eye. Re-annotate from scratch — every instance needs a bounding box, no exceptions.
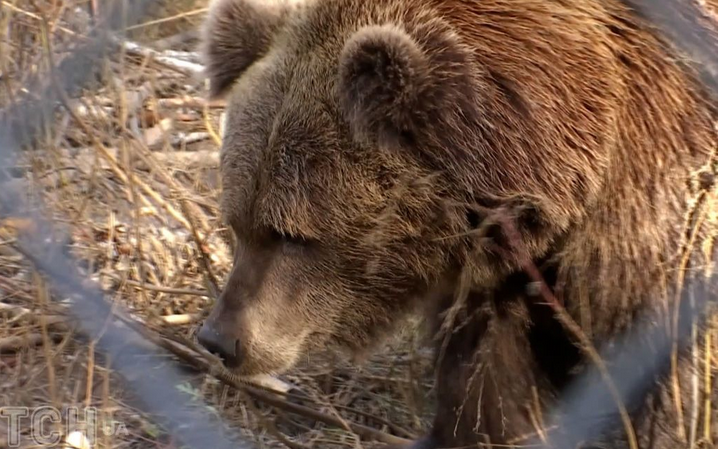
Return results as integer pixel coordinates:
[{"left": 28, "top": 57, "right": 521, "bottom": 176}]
[{"left": 269, "top": 228, "right": 311, "bottom": 247}]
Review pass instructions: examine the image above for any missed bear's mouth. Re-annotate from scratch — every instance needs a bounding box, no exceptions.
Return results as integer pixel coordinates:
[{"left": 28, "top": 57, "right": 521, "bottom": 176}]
[
  {"left": 205, "top": 348, "right": 294, "bottom": 394},
  {"left": 241, "top": 374, "right": 293, "bottom": 394}
]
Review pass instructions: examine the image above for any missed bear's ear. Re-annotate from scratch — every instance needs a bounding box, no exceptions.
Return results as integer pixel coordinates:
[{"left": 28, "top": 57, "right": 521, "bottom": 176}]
[
  {"left": 201, "top": 0, "right": 293, "bottom": 99},
  {"left": 337, "top": 22, "right": 475, "bottom": 146}
]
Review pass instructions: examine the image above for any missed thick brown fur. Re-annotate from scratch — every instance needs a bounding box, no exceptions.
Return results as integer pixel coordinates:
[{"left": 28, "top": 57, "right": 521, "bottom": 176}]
[{"left": 197, "top": 0, "right": 718, "bottom": 448}]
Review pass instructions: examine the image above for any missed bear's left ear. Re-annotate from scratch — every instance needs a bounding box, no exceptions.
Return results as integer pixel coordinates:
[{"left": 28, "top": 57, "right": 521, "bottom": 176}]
[
  {"left": 201, "top": 0, "right": 296, "bottom": 99},
  {"left": 337, "top": 22, "right": 476, "bottom": 146}
]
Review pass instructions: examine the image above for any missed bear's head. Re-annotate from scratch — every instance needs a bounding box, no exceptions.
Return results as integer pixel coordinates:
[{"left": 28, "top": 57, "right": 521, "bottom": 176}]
[
  {"left": 196, "top": 0, "right": 611, "bottom": 376},
  {"left": 195, "top": 0, "right": 487, "bottom": 377}
]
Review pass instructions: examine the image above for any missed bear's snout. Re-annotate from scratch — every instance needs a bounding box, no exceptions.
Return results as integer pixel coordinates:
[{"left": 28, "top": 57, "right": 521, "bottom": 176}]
[{"left": 197, "top": 321, "right": 242, "bottom": 369}]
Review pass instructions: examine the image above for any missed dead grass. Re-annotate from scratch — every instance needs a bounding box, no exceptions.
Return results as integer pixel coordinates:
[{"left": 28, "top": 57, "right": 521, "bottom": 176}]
[
  {"left": 0, "top": 1, "right": 434, "bottom": 448},
  {"left": 0, "top": 1, "right": 716, "bottom": 449}
]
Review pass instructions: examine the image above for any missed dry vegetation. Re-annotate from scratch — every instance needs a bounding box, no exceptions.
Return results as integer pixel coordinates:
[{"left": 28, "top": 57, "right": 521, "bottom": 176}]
[
  {"left": 0, "top": 1, "right": 717, "bottom": 449},
  {"left": 0, "top": 1, "right": 434, "bottom": 448}
]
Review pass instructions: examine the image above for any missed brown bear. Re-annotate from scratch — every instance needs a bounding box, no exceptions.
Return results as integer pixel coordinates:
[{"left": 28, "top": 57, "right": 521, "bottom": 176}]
[{"left": 195, "top": 0, "right": 718, "bottom": 447}]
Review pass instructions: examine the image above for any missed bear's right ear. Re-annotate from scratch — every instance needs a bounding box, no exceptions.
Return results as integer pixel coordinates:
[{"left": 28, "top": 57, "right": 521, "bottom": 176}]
[
  {"left": 201, "top": 0, "right": 293, "bottom": 99},
  {"left": 337, "top": 22, "right": 475, "bottom": 146}
]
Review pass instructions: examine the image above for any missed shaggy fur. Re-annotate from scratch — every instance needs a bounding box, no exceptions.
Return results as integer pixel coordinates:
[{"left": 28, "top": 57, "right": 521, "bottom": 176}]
[{"left": 197, "top": 0, "right": 718, "bottom": 447}]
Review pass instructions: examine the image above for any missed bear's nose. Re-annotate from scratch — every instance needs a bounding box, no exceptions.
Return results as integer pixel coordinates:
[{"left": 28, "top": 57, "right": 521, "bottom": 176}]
[{"left": 197, "top": 323, "right": 241, "bottom": 368}]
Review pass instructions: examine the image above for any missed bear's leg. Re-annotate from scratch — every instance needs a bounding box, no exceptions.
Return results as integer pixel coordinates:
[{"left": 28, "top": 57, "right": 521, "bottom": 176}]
[{"left": 421, "top": 296, "right": 554, "bottom": 449}]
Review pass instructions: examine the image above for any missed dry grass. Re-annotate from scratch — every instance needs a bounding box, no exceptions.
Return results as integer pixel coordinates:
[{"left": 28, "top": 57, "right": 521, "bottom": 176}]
[
  {"left": 0, "top": 1, "right": 434, "bottom": 448},
  {"left": 0, "top": 1, "right": 717, "bottom": 449}
]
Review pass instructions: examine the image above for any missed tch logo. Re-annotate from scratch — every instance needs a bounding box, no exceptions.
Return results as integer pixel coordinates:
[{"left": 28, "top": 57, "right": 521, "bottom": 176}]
[{"left": 0, "top": 406, "right": 128, "bottom": 448}]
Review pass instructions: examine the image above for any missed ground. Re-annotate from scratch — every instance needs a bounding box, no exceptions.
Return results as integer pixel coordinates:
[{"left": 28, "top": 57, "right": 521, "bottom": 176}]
[
  {"left": 0, "top": 1, "right": 716, "bottom": 449},
  {"left": 0, "top": 1, "right": 435, "bottom": 448}
]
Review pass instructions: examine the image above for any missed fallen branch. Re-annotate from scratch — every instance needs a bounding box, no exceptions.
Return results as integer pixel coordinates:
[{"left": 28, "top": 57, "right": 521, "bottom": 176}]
[
  {"left": 0, "top": 332, "right": 65, "bottom": 353},
  {"left": 119, "top": 39, "right": 204, "bottom": 76},
  {"left": 158, "top": 96, "right": 226, "bottom": 109},
  {"left": 161, "top": 313, "right": 203, "bottom": 325},
  {"left": 65, "top": 147, "right": 219, "bottom": 171},
  {"left": 154, "top": 149, "right": 219, "bottom": 168},
  {"left": 123, "top": 317, "right": 413, "bottom": 446},
  {"left": 152, "top": 30, "right": 200, "bottom": 50},
  {"left": 125, "top": 7, "right": 208, "bottom": 32},
  {"left": 114, "top": 277, "right": 210, "bottom": 297},
  {"left": 0, "top": 334, "right": 43, "bottom": 352},
  {"left": 0, "top": 302, "right": 69, "bottom": 328},
  {"left": 170, "top": 131, "right": 211, "bottom": 147}
]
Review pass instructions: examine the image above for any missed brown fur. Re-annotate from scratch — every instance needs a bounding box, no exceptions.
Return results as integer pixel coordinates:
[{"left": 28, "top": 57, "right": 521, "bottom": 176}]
[{"left": 197, "top": 0, "right": 718, "bottom": 447}]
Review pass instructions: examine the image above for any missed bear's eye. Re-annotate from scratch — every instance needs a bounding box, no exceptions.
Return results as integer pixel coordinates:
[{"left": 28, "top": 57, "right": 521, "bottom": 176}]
[{"left": 269, "top": 228, "right": 310, "bottom": 247}]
